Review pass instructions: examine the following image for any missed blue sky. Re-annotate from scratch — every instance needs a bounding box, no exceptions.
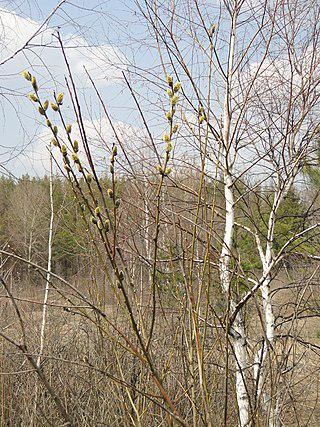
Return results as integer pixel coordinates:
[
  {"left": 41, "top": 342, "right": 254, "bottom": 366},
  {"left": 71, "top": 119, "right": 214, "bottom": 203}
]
[{"left": 0, "top": 0, "right": 160, "bottom": 177}]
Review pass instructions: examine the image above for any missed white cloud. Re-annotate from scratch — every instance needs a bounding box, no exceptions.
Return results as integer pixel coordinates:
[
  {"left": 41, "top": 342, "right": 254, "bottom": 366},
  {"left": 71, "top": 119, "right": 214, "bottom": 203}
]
[
  {"left": 0, "top": 7, "right": 128, "bottom": 87},
  {"left": 12, "top": 115, "right": 150, "bottom": 176}
]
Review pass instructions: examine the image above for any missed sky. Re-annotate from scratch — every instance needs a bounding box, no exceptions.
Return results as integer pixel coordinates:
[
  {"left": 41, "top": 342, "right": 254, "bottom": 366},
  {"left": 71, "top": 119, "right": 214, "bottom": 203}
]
[
  {"left": 0, "top": 0, "right": 156, "bottom": 177},
  {"left": 0, "top": 0, "right": 318, "bottom": 182}
]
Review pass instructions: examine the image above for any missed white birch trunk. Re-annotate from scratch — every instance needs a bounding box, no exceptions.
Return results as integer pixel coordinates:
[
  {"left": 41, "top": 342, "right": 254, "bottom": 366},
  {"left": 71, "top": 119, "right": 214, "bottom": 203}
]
[
  {"left": 220, "top": 172, "right": 250, "bottom": 427},
  {"left": 254, "top": 184, "right": 290, "bottom": 425},
  {"left": 32, "top": 144, "right": 54, "bottom": 424},
  {"left": 37, "top": 146, "right": 54, "bottom": 367},
  {"left": 219, "top": 3, "right": 250, "bottom": 423}
]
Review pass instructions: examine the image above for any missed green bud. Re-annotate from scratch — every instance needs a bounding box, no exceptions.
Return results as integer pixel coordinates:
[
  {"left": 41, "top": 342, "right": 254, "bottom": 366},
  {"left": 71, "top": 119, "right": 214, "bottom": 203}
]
[
  {"left": 31, "top": 76, "right": 38, "bottom": 91},
  {"left": 173, "top": 82, "right": 182, "bottom": 92},
  {"left": 167, "top": 89, "right": 173, "bottom": 97},
  {"left": 104, "top": 219, "right": 110, "bottom": 232},
  {"left": 71, "top": 153, "right": 79, "bottom": 163},
  {"left": 43, "top": 100, "right": 49, "bottom": 111},
  {"left": 163, "top": 133, "right": 170, "bottom": 143},
  {"left": 87, "top": 174, "right": 92, "bottom": 182},
  {"left": 90, "top": 216, "right": 97, "bottom": 224},
  {"left": 166, "top": 74, "right": 173, "bottom": 85},
  {"left": 170, "top": 95, "right": 179, "bottom": 106},
  {"left": 199, "top": 116, "right": 205, "bottom": 124},
  {"left": 115, "top": 199, "right": 120, "bottom": 208},
  {"left": 51, "top": 102, "right": 59, "bottom": 111},
  {"left": 21, "top": 70, "right": 32, "bottom": 81},
  {"left": 53, "top": 126, "right": 58, "bottom": 135},
  {"left": 38, "top": 107, "right": 45, "bottom": 116},
  {"left": 172, "top": 124, "right": 179, "bottom": 133},
  {"left": 73, "top": 140, "right": 79, "bottom": 152},
  {"left": 28, "top": 93, "right": 38, "bottom": 102},
  {"left": 166, "top": 141, "right": 173, "bottom": 153},
  {"left": 51, "top": 138, "right": 58, "bottom": 147},
  {"left": 66, "top": 124, "right": 72, "bottom": 134},
  {"left": 166, "top": 111, "right": 172, "bottom": 121},
  {"left": 57, "top": 93, "right": 64, "bottom": 105},
  {"left": 165, "top": 167, "right": 172, "bottom": 176},
  {"left": 63, "top": 157, "right": 70, "bottom": 168},
  {"left": 46, "top": 119, "right": 51, "bottom": 127},
  {"left": 61, "top": 145, "right": 67, "bottom": 155},
  {"left": 156, "top": 165, "right": 163, "bottom": 174}
]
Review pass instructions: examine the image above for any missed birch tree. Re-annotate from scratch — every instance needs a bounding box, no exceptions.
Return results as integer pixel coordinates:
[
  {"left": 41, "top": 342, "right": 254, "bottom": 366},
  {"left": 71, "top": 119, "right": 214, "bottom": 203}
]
[
  {"left": 0, "top": 0, "right": 319, "bottom": 425},
  {"left": 139, "top": 0, "right": 320, "bottom": 424}
]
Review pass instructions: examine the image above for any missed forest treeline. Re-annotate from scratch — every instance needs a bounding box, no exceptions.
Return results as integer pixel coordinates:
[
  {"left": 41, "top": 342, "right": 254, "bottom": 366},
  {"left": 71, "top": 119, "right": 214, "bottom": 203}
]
[{"left": 1, "top": 172, "right": 318, "bottom": 283}]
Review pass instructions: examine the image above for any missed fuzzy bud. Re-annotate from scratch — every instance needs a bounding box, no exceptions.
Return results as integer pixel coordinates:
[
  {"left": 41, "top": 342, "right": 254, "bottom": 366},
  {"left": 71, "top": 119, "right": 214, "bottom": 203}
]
[
  {"left": 170, "top": 95, "right": 179, "bottom": 106},
  {"left": 166, "top": 75, "right": 173, "bottom": 85},
  {"left": 90, "top": 216, "right": 97, "bottom": 225},
  {"left": 97, "top": 220, "right": 103, "bottom": 230},
  {"left": 94, "top": 206, "right": 101, "bottom": 215},
  {"left": 71, "top": 153, "right": 79, "bottom": 163},
  {"left": 164, "top": 167, "right": 172, "bottom": 176},
  {"left": 172, "top": 124, "right": 179, "bottom": 133},
  {"left": 166, "top": 111, "right": 172, "bottom": 121},
  {"left": 173, "top": 82, "right": 182, "bottom": 92},
  {"left": 61, "top": 145, "right": 67, "bottom": 155},
  {"left": 115, "top": 199, "right": 121, "bottom": 208},
  {"left": 51, "top": 138, "right": 58, "bottom": 147},
  {"left": 28, "top": 93, "right": 38, "bottom": 102},
  {"left": 199, "top": 116, "right": 205, "bottom": 124},
  {"left": 21, "top": 70, "right": 32, "bottom": 81},
  {"left": 110, "top": 164, "right": 114, "bottom": 174},
  {"left": 104, "top": 219, "right": 110, "bottom": 232},
  {"left": 156, "top": 165, "right": 163, "bottom": 174},
  {"left": 166, "top": 141, "right": 173, "bottom": 153},
  {"left": 107, "top": 188, "right": 113, "bottom": 198},
  {"left": 43, "top": 100, "right": 49, "bottom": 111},
  {"left": 73, "top": 140, "right": 79, "bottom": 152},
  {"left": 57, "top": 93, "right": 64, "bottom": 105},
  {"left": 163, "top": 133, "right": 170, "bottom": 143},
  {"left": 112, "top": 145, "right": 118, "bottom": 156},
  {"left": 167, "top": 89, "right": 173, "bottom": 97},
  {"left": 51, "top": 102, "right": 59, "bottom": 112},
  {"left": 66, "top": 124, "right": 72, "bottom": 134},
  {"left": 64, "top": 164, "right": 71, "bottom": 172},
  {"left": 31, "top": 76, "right": 38, "bottom": 91},
  {"left": 53, "top": 126, "right": 58, "bottom": 135},
  {"left": 87, "top": 174, "right": 92, "bottom": 183},
  {"left": 38, "top": 106, "right": 45, "bottom": 116},
  {"left": 46, "top": 119, "right": 51, "bottom": 127}
]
